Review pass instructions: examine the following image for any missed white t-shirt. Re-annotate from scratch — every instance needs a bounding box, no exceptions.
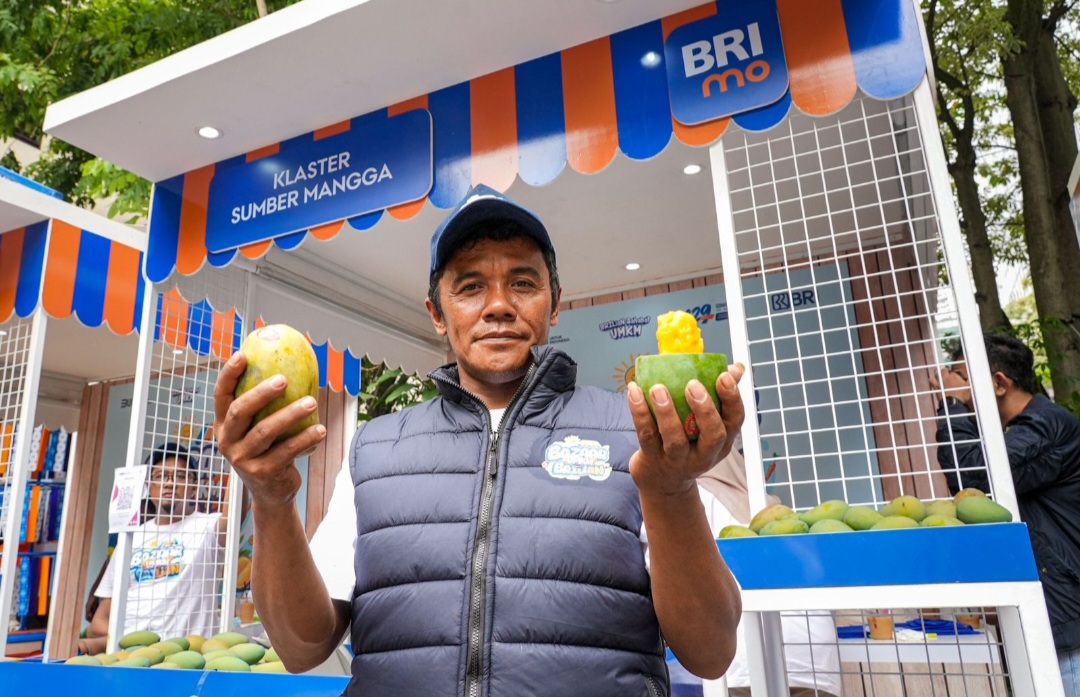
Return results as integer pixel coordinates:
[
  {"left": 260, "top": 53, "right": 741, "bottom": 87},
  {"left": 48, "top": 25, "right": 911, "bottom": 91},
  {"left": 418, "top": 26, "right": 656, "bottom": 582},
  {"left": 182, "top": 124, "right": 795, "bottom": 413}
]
[{"left": 96, "top": 512, "right": 224, "bottom": 639}]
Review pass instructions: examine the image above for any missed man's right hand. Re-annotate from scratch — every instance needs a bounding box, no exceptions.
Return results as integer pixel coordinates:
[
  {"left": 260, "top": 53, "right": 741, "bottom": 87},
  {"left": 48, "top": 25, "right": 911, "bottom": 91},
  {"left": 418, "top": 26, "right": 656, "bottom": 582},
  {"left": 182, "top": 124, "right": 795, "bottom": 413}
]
[{"left": 213, "top": 351, "right": 327, "bottom": 507}]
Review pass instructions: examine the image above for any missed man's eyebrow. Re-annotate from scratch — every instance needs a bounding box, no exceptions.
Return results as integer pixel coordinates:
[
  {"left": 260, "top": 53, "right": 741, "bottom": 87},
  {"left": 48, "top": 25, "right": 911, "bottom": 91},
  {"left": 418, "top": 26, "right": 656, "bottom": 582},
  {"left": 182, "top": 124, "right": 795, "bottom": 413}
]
[
  {"left": 449, "top": 270, "right": 484, "bottom": 285},
  {"left": 509, "top": 266, "right": 542, "bottom": 277}
]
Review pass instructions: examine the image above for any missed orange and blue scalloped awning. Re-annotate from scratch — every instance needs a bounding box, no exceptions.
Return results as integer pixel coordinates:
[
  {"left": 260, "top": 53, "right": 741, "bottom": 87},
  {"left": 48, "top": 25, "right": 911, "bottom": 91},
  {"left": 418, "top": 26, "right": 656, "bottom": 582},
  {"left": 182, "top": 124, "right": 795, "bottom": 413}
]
[
  {"left": 154, "top": 288, "right": 363, "bottom": 395},
  {"left": 0, "top": 218, "right": 147, "bottom": 335},
  {"left": 145, "top": 0, "right": 927, "bottom": 283}
]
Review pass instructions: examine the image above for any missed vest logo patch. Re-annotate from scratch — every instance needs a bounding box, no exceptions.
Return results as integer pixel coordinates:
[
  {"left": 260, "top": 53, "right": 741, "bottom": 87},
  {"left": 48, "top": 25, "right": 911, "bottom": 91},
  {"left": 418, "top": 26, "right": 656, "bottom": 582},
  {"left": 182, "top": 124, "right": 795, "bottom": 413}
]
[{"left": 542, "top": 435, "right": 612, "bottom": 482}]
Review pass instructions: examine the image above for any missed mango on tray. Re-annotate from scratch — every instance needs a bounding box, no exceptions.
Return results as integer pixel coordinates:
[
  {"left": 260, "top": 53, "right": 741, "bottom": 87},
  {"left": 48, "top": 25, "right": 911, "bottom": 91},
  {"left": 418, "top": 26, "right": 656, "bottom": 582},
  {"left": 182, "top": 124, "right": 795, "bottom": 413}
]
[{"left": 635, "top": 310, "right": 727, "bottom": 440}]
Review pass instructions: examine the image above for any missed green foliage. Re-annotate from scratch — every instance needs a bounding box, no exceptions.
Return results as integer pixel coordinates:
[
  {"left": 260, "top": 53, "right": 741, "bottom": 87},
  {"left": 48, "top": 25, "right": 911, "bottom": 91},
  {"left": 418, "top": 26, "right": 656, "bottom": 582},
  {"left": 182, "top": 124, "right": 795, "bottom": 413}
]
[
  {"left": 0, "top": 0, "right": 299, "bottom": 217},
  {"left": 357, "top": 357, "right": 438, "bottom": 423}
]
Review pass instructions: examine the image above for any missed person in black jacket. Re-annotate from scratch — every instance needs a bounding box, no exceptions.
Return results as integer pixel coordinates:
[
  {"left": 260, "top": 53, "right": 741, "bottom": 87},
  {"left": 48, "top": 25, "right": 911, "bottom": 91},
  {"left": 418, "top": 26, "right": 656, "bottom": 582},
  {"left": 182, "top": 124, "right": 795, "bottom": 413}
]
[{"left": 933, "top": 333, "right": 1080, "bottom": 694}]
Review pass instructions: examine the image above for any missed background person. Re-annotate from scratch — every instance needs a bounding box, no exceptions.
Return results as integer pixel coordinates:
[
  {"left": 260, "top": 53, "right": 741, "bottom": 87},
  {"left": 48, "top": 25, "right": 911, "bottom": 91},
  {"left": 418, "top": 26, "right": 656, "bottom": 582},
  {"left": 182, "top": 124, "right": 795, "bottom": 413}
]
[
  {"left": 933, "top": 333, "right": 1080, "bottom": 694},
  {"left": 83, "top": 442, "right": 232, "bottom": 648},
  {"left": 214, "top": 184, "right": 747, "bottom": 696}
]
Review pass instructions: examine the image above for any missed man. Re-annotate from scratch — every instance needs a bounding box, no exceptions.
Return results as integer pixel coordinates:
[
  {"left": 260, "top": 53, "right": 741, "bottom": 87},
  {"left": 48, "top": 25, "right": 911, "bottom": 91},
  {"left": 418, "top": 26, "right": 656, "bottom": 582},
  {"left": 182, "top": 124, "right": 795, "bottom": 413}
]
[
  {"left": 213, "top": 184, "right": 745, "bottom": 696},
  {"left": 83, "top": 443, "right": 229, "bottom": 653},
  {"left": 933, "top": 333, "right": 1080, "bottom": 692}
]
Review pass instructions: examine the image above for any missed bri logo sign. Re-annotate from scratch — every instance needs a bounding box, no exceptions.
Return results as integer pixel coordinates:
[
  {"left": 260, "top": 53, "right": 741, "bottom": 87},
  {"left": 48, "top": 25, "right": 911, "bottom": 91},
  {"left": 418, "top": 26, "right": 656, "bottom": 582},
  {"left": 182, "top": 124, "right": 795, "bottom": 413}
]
[{"left": 664, "top": 0, "right": 788, "bottom": 126}]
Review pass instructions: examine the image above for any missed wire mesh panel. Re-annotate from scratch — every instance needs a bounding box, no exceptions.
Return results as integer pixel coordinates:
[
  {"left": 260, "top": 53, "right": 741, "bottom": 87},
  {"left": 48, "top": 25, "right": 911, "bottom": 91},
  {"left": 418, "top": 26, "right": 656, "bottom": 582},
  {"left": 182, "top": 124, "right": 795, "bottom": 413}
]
[
  {"left": 721, "top": 94, "right": 992, "bottom": 511},
  {"left": 0, "top": 317, "right": 34, "bottom": 633},
  {"left": 110, "top": 265, "right": 248, "bottom": 641}
]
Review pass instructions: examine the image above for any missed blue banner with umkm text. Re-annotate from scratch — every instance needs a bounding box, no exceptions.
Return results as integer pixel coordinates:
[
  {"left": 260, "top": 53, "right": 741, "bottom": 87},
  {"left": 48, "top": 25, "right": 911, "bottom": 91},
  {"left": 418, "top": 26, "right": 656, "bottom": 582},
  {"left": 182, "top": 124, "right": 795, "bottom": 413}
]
[
  {"left": 664, "top": 0, "right": 788, "bottom": 125},
  {"left": 205, "top": 109, "right": 433, "bottom": 252}
]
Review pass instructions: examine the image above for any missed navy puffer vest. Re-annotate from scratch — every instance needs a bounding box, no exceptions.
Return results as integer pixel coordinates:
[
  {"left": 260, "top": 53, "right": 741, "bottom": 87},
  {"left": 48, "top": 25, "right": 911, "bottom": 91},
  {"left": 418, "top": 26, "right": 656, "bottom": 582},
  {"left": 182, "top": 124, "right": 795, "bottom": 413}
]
[{"left": 346, "top": 345, "right": 668, "bottom": 697}]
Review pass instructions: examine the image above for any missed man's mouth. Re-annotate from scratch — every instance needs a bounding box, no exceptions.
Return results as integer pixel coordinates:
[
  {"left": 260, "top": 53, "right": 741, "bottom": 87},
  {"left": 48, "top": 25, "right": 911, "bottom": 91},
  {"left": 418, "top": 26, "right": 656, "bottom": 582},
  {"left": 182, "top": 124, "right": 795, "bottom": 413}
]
[{"left": 478, "top": 332, "right": 523, "bottom": 342}]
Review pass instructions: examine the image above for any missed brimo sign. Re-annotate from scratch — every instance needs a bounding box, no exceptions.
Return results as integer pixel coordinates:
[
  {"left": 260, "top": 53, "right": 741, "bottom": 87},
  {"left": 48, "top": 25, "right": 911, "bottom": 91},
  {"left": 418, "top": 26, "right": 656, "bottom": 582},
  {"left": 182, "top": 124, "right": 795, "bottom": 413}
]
[{"left": 664, "top": 0, "right": 788, "bottom": 126}]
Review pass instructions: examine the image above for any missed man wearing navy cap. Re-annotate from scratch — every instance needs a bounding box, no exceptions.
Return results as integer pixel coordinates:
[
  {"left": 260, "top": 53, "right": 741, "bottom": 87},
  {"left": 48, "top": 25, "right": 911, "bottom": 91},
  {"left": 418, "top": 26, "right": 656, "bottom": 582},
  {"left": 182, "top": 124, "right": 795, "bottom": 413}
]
[{"left": 214, "top": 184, "right": 745, "bottom": 697}]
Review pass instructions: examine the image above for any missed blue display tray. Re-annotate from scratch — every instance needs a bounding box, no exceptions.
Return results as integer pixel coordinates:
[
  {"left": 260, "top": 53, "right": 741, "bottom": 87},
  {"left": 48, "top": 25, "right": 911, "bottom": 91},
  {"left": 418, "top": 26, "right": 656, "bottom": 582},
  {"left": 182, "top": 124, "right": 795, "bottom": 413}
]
[
  {"left": 0, "top": 662, "right": 349, "bottom": 696},
  {"left": 717, "top": 522, "right": 1038, "bottom": 589}
]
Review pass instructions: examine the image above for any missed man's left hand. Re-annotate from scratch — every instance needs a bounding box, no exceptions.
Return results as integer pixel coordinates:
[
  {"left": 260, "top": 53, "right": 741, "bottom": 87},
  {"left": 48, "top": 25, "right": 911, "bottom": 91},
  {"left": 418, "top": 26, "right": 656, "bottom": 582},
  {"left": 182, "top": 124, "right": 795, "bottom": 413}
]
[{"left": 627, "top": 363, "right": 745, "bottom": 497}]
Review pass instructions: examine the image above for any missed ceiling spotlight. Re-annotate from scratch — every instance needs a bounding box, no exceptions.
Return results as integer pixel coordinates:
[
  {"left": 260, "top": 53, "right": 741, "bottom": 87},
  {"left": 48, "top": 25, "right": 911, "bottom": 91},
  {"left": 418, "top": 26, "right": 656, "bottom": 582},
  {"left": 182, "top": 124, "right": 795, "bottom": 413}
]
[
  {"left": 625, "top": 262, "right": 641, "bottom": 271},
  {"left": 197, "top": 126, "right": 222, "bottom": 139},
  {"left": 640, "top": 51, "right": 662, "bottom": 68},
  {"left": 0, "top": 329, "right": 7, "bottom": 337},
  {"left": 173, "top": 349, "right": 185, "bottom": 355},
  {"left": 683, "top": 164, "right": 702, "bottom": 175}
]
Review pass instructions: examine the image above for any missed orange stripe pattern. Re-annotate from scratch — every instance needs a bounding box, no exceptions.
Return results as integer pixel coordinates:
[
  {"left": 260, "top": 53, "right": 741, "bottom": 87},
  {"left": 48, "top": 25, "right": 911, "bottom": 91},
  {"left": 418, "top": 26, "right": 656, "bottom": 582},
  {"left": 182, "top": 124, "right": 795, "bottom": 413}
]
[
  {"left": 778, "top": 0, "right": 856, "bottom": 116},
  {"left": 562, "top": 37, "right": 619, "bottom": 174},
  {"left": 0, "top": 228, "right": 25, "bottom": 324},
  {"left": 41, "top": 220, "right": 81, "bottom": 319}
]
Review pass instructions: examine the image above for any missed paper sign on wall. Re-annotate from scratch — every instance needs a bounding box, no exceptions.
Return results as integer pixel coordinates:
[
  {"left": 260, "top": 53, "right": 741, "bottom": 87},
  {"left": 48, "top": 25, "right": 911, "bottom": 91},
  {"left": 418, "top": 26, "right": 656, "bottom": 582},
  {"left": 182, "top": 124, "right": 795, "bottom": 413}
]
[{"left": 108, "top": 465, "right": 148, "bottom": 533}]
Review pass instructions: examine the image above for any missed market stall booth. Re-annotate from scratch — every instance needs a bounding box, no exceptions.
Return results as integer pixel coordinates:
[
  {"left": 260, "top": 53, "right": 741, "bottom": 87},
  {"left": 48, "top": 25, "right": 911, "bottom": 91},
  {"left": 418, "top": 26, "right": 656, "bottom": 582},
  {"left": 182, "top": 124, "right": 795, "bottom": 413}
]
[
  {"left": 28, "top": 0, "right": 1062, "bottom": 695},
  {"left": 0, "top": 168, "right": 145, "bottom": 658}
]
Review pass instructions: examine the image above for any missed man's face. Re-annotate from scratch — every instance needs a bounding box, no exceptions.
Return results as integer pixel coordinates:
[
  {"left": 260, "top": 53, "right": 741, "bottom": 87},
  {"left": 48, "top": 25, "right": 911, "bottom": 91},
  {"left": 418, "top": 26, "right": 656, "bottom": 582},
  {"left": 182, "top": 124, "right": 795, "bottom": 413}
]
[
  {"left": 148, "top": 456, "right": 196, "bottom": 515},
  {"left": 427, "top": 236, "right": 559, "bottom": 390}
]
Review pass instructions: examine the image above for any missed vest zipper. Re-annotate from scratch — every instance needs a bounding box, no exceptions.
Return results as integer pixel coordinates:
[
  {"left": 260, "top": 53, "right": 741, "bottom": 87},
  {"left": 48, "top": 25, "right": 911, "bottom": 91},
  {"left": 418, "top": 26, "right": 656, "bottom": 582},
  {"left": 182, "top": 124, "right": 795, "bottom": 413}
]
[
  {"left": 644, "top": 675, "right": 662, "bottom": 697},
  {"left": 434, "top": 364, "right": 537, "bottom": 697}
]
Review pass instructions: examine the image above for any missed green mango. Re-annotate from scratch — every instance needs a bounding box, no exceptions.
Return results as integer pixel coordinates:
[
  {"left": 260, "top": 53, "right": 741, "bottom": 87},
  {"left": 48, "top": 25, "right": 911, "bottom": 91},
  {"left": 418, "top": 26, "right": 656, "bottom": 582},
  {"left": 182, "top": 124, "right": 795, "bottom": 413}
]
[
  {"left": 956, "top": 497, "right": 1013, "bottom": 524},
  {"left": 880, "top": 496, "right": 927, "bottom": 522},
  {"left": 163, "top": 636, "right": 190, "bottom": 651},
  {"left": 149, "top": 641, "right": 184, "bottom": 657},
  {"left": 150, "top": 663, "right": 177, "bottom": 669},
  {"left": 842, "top": 506, "right": 884, "bottom": 531},
  {"left": 749, "top": 504, "right": 798, "bottom": 533},
  {"left": 229, "top": 643, "right": 266, "bottom": 665},
  {"left": 718, "top": 525, "right": 758, "bottom": 539},
  {"left": 167, "top": 651, "right": 206, "bottom": 670},
  {"left": 799, "top": 500, "right": 850, "bottom": 526},
  {"left": 634, "top": 353, "right": 728, "bottom": 441},
  {"left": 209, "top": 631, "right": 250, "bottom": 648},
  {"left": 112, "top": 657, "right": 152, "bottom": 668},
  {"left": 921, "top": 514, "right": 964, "bottom": 527},
  {"left": 202, "top": 649, "right": 234, "bottom": 664},
  {"left": 759, "top": 518, "right": 809, "bottom": 536},
  {"left": 65, "top": 655, "right": 101, "bottom": 666},
  {"left": 953, "top": 487, "right": 988, "bottom": 504},
  {"left": 263, "top": 647, "right": 280, "bottom": 663},
  {"left": 252, "top": 661, "right": 288, "bottom": 674},
  {"left": 234, "top": 325, "right": 320, "bottom": 443},
  {"left": 97, "top": 653, "right": 120, "bottom": 666},
  {"left": 809, "top": 519, "right": 854, "bottom": 534},
  {"left": 205, "top": 656, "right": 252, "bottom": 672},
  {"left": 118, "top": 630, "right": 160, "bottom": 650},
  {"left": 925, "top": 500, "right": 957, "bottom": 520},
  {"left": 871, "top": 515, "right": 921, "bottom": 530},
  {"left": 128, "top": 647, "right": 164, "bottom": 665}
]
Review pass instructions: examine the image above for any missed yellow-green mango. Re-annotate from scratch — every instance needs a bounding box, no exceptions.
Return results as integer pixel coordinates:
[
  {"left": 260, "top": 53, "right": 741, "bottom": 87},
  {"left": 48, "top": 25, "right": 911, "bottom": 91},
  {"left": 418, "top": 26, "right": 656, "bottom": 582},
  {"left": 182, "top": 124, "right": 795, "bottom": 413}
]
[
  {"left": 263, "top": 647, "right": 280, "bottom": 663},
  {"left": 718, "top": 525, "right": 757, "bottom": 539},
  {"left": 65, "top": 655, "right": 101, "bottom": 666},
  {"left": 956, "top": 497, "right": 1013, "bottom": 524},
  {"left": 185, "top": 635, "right": 205, "bottom": 653},
  {"left": 809, "top": 519, "right": 854, "bottom": 534},
  {"left": 230, "top": 643, "right": 266, "bottom": 665},
  {"left": 921, "top": 514, "right": 964, "bottom": 527},
  {"left": 634, "top": 353, "right": 728, "bottom": 441},
  {"left": 97, "top": 653, "right": 120, "bottom": 666},
  {"left": 150, "top": 663, "right": 176, "bottom": 669},
  {"left": 234, "top": 324, "right": 320, "bottom": 443},
  {"left": 880, "top": 495, "right": 926, "bottom": 522},
  {"left": 843, "top": 506, "right": 884, "bottom": 531},
  {"left": 953, "top": 487, "right": 988, "bottom": 504},
  {"left": 167, "top": 651, "right": 206, "bottom": 670},
  {"left": 201, "top": 639, "right": 231, "bottom": 653},
  {"left": 128, "top": 647, "right": 164, "bottom": 665},
  {"left": 925, "top": 500, "right": 957, "bottom": 520},
  {"left": 749, "top": 504, "right": 798, "bottom": 533},
  {"left": 252, "top": 661, "right": 289, "bottom": 674},
  {"left": 209, "top": 631, "right": 250, "bottom": 648},
  {"left": 112, "top": 657, "right": 152, "bottom": 668},
  {"left": 149, "top": 641, "right": 184, "bottom": 657},
  {"left": 202, "top": 649, "right": 234, "bottom": 664},
  {"left": 118, "top": 630, "right": 160, "bottom": 649},
  {"left": 871, "top": 515, "right": 921, "bottom": 530},
  {"left": 759, "top": 518, "right": 809, "bottom": 536},
  {"left": 205, "top": 656, "right": 252, "bottom": 672},
  {"left": 799, "top": 500, "right": 850, "bottom": 526},
  {"left": 163, "top": 636, "right": 190, "bottom": 651}
]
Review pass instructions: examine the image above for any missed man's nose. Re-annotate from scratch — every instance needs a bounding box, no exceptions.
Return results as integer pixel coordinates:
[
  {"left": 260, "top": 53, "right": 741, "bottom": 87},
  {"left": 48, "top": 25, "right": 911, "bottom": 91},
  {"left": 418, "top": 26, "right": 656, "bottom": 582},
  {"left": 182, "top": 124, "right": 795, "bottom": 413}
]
[{"left": 483, "top": 283, "right": 516, "bottom": 319}]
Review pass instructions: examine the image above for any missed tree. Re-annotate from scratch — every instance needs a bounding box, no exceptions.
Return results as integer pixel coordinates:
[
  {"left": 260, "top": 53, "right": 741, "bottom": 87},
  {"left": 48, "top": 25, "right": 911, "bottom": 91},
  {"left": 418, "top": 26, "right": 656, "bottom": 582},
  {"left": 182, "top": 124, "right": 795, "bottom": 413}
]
[
  {"left": 924, "top": 0, "right": 1015, "bottom": 334},
  {"left": 0, "top": 0, "right": 297, "bottom": 219},
  {"left": 1000, "top": 0, "right": 1080, "bottom": 404},
  {"left": 356, "top": 358, "right": 438, "bottom": 423}
]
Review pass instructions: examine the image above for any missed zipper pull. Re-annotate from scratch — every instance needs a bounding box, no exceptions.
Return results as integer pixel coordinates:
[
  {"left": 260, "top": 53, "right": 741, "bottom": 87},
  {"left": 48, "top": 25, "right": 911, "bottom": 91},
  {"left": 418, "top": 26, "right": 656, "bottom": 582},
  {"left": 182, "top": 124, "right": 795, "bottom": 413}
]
[{"left": 487, "top": 434, "right": 498, "bottom": 478}]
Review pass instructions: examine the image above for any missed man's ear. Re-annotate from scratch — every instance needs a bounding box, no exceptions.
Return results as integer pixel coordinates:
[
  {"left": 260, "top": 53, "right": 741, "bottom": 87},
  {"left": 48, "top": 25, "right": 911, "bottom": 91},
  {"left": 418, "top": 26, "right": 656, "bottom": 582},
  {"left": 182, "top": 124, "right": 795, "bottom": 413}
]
[
  {"left": 992, "top": 371, "right": 1012, "bottom": 397},
  {"left": 426, "top": 298, "right": 448, "bottom": 337},
  {"left": 550, "top": 287, "right": 562, "bottom": 327}
]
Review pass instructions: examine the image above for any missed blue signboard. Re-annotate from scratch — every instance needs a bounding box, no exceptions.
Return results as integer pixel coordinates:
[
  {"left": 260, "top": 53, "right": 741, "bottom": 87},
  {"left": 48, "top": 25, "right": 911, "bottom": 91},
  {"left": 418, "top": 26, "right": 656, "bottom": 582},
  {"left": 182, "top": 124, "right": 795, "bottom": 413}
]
[
  {"left": 664, "top": 0, "right": 788, "bottom": 125},
  {"left": 205, "top": 109, "right": 433, "bottom": 253}
]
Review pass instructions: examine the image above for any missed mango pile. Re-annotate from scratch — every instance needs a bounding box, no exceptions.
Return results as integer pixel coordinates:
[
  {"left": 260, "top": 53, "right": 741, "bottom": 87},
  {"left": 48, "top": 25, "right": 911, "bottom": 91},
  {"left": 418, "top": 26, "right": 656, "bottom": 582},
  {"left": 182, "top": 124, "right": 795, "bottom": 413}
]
[
  {"left": 719, "top": 488, "right": 1013, "bottom": 538},
  {"left": 65, "top": 629, "right": 286, "bottom": 673}
]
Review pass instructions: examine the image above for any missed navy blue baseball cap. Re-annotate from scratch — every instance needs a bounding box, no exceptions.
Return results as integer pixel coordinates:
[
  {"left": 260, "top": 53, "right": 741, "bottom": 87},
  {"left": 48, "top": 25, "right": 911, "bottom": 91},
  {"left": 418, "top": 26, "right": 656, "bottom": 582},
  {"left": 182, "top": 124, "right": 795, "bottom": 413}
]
[{"left": 429, "top": 184, "right": 554, "bottom": 277}]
